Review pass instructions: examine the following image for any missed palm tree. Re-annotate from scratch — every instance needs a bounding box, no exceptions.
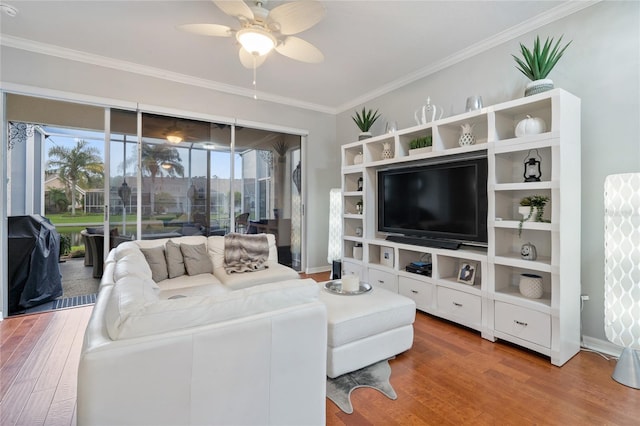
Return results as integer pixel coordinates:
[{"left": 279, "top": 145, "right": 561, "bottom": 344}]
[
  {"left": 141, "top": 144, "right": 184, "bottom": 214},
  {"left": 46, "top": 188, "right": 69, "bottom": 213},
  {"left": 47, "top": 139, "right": 103, "bottom": 215}
]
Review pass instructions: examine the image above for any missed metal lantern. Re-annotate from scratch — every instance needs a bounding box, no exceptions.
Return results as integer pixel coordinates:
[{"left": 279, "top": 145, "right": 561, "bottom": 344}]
[
  {"left": 523, "top": 149, "right": 542, "bottom": 182},
  {"left": 118, "top": 180, "right": 131, "bottom": 205}
]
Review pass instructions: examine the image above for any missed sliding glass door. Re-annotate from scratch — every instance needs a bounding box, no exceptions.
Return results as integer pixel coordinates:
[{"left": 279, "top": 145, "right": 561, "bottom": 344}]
[{"left": 3, "top": 91, "right": 306, "bottom": 316}]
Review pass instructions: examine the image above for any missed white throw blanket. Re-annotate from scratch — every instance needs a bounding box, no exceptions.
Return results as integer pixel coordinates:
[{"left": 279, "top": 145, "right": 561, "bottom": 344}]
[{"left": 224, "top": 233, "right": 270, "bottom": 274}]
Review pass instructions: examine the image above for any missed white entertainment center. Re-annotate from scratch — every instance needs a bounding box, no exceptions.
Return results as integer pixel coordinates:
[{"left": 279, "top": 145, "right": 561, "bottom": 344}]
[{"left": 341, "top": 89, "right": 581, "bottom": 366}]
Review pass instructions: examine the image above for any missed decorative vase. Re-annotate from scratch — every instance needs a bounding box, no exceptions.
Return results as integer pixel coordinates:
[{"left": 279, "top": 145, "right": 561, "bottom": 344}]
[
  {"left": 518, "top": 206, "right": 538, "bottom": 222},
  {"left": 381, "top": 142, "right": 394, "bottom": 159},
  {"left": 459, "top": 123, "right": 476, "bottom": 146},
  {"left": 524, "top": 79, "right": 554, "bottom": 97},
  {"left": 358, "top": 132, "right": 372, "bottom": 141},
  {"left": 519, "top": 273, "right": 544, "bottom": 298},
  {"left": 353, "top": 152, "right": 363, "bottom": 164},
  {"left": 356, "top": 201, "right": 363, "bottom": 214}
]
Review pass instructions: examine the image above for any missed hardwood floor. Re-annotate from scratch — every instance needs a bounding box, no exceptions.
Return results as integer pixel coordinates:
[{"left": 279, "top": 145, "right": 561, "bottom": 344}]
[{"left": 1, "top": 272, "right": 638, "bottom": 426}]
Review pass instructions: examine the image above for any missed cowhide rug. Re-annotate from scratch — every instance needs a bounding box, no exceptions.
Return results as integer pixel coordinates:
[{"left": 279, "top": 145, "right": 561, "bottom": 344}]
[{"left": 326, "top": 359, "right": 397, "bottom": 414}]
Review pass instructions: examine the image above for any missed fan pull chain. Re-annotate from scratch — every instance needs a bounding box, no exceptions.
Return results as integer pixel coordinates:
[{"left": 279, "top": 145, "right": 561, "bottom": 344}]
[{"left": 253, "top": 55, "right": 258, "bottom": 100}]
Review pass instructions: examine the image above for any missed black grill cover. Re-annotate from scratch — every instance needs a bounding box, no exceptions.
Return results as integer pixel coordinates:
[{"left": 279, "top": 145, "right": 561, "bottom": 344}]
[{"left": 8, "top": 215, "right": 63, "bottom": 314}]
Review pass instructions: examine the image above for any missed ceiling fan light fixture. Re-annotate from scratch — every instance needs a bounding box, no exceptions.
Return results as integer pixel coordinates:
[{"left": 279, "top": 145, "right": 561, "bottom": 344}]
[
  {"left": 236, "top": 27, "right": 276, "bottom": 56},
  {"left": 166, "top": 134, "right": 183, "bottom": 144}
]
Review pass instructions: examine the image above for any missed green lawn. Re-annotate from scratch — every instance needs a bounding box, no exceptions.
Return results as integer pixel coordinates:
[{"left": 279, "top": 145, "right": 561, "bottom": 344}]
[{"left": 46, "top": 212, "right": 137, "bottom": 226}]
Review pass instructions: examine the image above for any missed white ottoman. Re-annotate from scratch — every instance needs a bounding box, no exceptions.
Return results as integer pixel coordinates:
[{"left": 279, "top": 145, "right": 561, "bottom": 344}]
[{"left": 318, "top": 282, "right": 416, "bottom": 378}]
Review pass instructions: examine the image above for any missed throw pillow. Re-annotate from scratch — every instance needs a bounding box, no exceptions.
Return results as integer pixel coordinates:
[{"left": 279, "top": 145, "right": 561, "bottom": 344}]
[
  {"left": 165, "top": 240, "right": 186, "bottom": 279},
  {"left": 140, "top": 246, "right": 169, "bottom": 282},
  {"left": 181, "top": 243, "right": 213, "bottom": 276}
]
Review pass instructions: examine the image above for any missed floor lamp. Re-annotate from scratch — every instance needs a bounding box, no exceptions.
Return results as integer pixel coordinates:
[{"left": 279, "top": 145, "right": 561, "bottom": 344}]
[
  {"left": 604, "top": 173, "right": 640, "bottom": 389},
  {"left": 328, "top": 188, "right": 342, "bottom": 279}
]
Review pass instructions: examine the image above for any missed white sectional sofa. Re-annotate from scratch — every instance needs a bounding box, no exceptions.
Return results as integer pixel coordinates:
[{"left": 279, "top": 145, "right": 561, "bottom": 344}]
[{"left": 78, "top": 234, "right": 328, "bottom": 426}]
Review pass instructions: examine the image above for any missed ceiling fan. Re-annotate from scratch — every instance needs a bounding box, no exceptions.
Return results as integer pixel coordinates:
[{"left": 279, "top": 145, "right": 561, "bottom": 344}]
[{"left": 178, "top": 0, "right": 325, "bottom": 69}]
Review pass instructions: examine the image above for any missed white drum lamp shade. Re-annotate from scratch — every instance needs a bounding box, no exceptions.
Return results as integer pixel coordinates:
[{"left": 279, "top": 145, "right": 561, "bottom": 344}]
[{"left": 604, "top": 173, "right": 640, "bottom": 388}]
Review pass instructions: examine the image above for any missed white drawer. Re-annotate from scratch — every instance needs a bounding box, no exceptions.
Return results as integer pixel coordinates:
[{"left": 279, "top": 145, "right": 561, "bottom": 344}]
[
  {"left": 342, "top": 261, "right": 363, "bottom": 280},
  {"left": 436, "top": 287, "right": 481, "bottom": 326},
  {"left": 368, "top": 268, "right": 398, "bottom": 293},
  {"left": 494, "top": 301, "right": 550, "bottom": 348},
  {"left": 399, "top": 276, "right": 433, "bottom": 311}
]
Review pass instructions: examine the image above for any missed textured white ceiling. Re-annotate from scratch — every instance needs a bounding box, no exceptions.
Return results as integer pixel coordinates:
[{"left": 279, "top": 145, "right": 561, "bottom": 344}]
[{"left": 0, "top": 1, "right": 591, "bottom": 112}]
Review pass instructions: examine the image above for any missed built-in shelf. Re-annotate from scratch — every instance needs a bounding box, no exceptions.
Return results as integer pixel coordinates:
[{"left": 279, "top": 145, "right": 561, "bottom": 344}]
[{"left": 341, "top": 89, "right": 581, "bottom": 366}]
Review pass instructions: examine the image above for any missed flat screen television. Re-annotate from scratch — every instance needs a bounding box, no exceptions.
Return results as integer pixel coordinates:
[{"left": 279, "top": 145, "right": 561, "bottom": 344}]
[{"left": 377, "top": 153, "right": 488, "bottom": 249}]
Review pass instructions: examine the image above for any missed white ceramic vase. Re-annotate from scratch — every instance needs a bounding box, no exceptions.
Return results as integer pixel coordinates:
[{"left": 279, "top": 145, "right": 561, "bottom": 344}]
[
  {"left": 519, "top": 273, "right": 544, "bottom": 298},
  {"left": 524, "top": 79, "right": 554, "bottom": 97},
  {"left": 381, "top": 142, "right": 394, "bottom": 159},
  {"left": 518, "top": 206, "right": 538, "bottom": 222}
]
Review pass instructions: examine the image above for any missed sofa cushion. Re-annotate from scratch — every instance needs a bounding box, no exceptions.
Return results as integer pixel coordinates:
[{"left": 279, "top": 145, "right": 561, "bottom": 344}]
[
  {"left": 140, "top": 246, "right": 169, "bottom": 282},
  {"left": 181, "top": 243, "right": 213, "bottom": 276},
  {"left": 214, "top": 260, "right": 300, "bottom": 290},
  {"left": 165, "top": 240, "right": 186, "bottom": 279},
  {"left": 135, "top": 235, "right": 207, "bottom": 250},
  {"left": 108, "top": 278, "right": 319, "bottom": 339},
  {"left": 156, "top": 273, "right": 222, "bottom": 293},
  {"left": 104, "top": 275, "right": 160, "bottom": 340},
  {"left": 114, "top": 252, "right": 154, "bottom": 283},
  {"left": 158, "top": 281, "right": 230, "bottom": 300}
]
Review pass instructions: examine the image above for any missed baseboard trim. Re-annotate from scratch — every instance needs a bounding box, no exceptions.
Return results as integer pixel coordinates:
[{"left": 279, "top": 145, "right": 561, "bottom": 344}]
[
  {"left": 305, "top": 265, "right": 330, "bottom": 275},
  {"left": 582, "top": 336, "right": 622, "bottom": 357}
]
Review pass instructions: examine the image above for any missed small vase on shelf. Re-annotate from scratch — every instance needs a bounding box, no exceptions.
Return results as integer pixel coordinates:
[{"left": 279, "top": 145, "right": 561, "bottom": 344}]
[
  {"left": 459, "top": 123, "right": 476, "bottom": 146},
  {"left": 381, "top": 142, "right": 394, "bottom": 159}
]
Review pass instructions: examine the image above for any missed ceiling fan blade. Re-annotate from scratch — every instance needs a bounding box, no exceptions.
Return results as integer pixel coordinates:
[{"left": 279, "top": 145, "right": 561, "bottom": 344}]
[
  {"left": 268, "top": 0, "right": 325, "bottom": 35},
  {"left": 213, "top": 0, "right": 254, "bottom": 21},
  {"left": 177, "top": 24, "right": 232, "bottom": 37},
  {"left": 275, "top": 36, "right": 324, "bottom": 63},
  {"left": 239, "top": 48, "right": 268, "bottom": 69}
]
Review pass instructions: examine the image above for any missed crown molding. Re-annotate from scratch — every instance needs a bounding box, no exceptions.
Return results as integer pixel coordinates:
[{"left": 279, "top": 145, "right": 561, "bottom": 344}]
[
  {"left": 0, "top": 34, "right": 335, "bottom": 115},
  {"left": 336, "top": 0, "right": 601, "bottom": 113},
  {"left": 1, "top": 1, "right": 599, "bottom": 116}
]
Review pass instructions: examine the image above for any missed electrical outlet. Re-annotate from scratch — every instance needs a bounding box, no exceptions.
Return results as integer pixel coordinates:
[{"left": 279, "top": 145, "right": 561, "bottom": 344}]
[{"left": 581, "top": 295, "right": 590, "bottom": 301}]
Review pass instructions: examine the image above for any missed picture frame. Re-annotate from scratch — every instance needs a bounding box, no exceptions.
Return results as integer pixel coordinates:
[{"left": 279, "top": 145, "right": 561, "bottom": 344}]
[{"left": 457, "top": 262, "right": 477, "bottom": 285}]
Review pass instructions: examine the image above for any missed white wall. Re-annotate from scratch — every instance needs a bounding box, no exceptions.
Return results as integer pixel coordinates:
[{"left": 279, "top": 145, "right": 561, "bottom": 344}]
[
  {"left": 336, "top": 1, "right": 640, "bottom": 343},
  {"left": 0, "top": 46, "right": 339, "bottom": 284}
]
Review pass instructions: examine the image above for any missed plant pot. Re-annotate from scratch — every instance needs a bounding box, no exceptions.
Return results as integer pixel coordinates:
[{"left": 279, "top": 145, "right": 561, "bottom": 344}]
[
  {"left": 358, "top": 132, "right": 372, "bottom": 140},
  {"left": 519, "top": 273, "right": 544, "bottom": 298},
  {"left": 518, "top": 206, "right": 538, "bottom": 222},
  {"left": 524, "top": 79, "right": 554, "bottom": 97},
  {"left": 409, "top": 147, "right": 432, "bottom": 156}
]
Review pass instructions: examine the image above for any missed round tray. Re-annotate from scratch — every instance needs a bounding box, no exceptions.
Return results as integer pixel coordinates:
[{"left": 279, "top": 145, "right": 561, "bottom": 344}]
[{"left": 324, "top": 280, "right": 372, "bottom": 296}]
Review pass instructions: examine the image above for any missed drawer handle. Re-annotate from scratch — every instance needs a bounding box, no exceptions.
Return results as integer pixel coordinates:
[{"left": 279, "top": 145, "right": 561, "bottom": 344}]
[
  {"left": 453, "top": 302, "right": 463, "bottom": 307},
  {"left": 411, "top": 290, "right": 418, "bottom": 294},
  {"left": 514, "top": 320, "right": 528, "bottom": 327},
  {"left": 378, "top": 280, "right": 384, "bottom": 283}
]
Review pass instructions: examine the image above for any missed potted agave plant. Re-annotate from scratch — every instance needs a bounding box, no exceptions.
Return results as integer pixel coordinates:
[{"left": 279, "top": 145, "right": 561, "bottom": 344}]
[
  {"left": 352, "top": 107, "right": 381, "bottom": 140},
  {"left": 512, "top": 35, "right": 572, "bottom": 96}
]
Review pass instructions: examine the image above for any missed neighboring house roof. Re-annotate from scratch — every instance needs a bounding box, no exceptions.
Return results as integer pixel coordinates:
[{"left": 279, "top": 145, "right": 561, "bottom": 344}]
[{"left": 44, "top": 175, "right": 86, "bottom": 196}]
